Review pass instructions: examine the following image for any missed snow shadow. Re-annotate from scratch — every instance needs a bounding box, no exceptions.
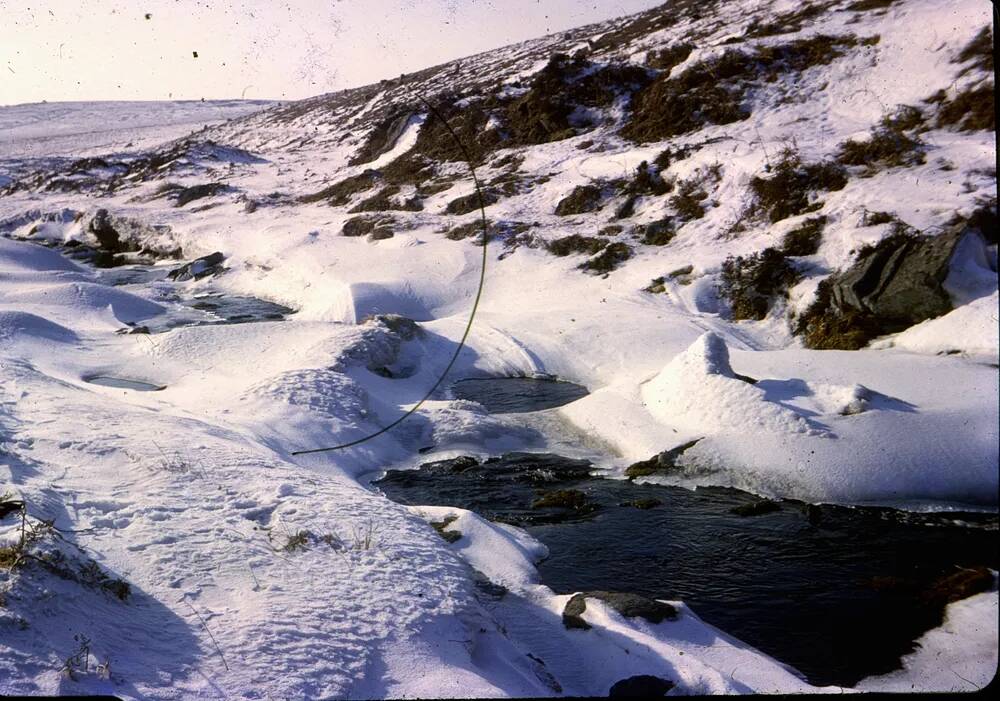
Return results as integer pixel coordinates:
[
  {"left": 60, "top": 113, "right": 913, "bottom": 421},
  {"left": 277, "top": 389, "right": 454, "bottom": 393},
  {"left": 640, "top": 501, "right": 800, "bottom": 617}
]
[{"left": 1, "top": 449, "right": 204, "bottom": 697}]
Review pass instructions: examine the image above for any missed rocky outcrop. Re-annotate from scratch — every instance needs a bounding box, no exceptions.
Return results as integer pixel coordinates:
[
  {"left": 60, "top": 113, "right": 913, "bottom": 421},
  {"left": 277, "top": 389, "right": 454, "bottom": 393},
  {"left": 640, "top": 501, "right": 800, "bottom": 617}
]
[
  {"left": 88, "top": 208, "right": 135, "bottom": 253},
  {"left": 167, "top": 252, "right": 226, "bottom": 281},
  {"left": 84, "top": 209, "right": 182, "bottom": 266},
  {"left": 625, "top": 438, "right": 702, "bottom": 479},
  {"left": 798, "top": 223, "right": 993, "bottom": 349}
]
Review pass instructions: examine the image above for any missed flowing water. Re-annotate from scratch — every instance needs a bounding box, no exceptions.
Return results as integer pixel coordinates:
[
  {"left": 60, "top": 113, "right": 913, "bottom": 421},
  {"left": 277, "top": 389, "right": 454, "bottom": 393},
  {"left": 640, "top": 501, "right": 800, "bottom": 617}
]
[
  {"left": 450, "top": 377, "right": 589, "bottom": 413},
  {"left": 376, "top": 452, "right": 997, "bottom": 688}
]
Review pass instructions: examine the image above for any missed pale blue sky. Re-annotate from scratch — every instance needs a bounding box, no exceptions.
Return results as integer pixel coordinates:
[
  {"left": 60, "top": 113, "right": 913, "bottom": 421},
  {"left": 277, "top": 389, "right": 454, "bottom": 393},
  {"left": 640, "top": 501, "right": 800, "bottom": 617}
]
[{"left": 0, "top": 0, "right": 663, "bottom": 105}]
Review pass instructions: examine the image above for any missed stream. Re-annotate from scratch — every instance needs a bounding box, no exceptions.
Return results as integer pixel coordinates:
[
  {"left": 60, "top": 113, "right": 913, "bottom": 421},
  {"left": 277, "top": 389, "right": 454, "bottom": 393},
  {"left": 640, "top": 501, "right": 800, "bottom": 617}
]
[{"left": 376, "top": 382, "right": 998, "bottom": 688}]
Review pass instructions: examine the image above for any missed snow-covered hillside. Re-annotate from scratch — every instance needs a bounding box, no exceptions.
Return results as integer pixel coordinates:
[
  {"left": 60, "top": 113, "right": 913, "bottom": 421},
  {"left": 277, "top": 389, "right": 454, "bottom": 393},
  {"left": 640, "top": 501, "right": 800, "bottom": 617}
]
[{"left": 1, "top": 0, "right": 996, "bottom": 696}]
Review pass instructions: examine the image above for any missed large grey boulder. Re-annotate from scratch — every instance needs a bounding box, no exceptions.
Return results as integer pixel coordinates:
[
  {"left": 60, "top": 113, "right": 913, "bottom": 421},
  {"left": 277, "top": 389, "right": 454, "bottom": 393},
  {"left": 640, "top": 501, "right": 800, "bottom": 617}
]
[
  {"left": 830, "top": 227, "right": 961, "bottom": 324},
  {"left": 799, "top": 222, "right": 996, "bottom": 349}
]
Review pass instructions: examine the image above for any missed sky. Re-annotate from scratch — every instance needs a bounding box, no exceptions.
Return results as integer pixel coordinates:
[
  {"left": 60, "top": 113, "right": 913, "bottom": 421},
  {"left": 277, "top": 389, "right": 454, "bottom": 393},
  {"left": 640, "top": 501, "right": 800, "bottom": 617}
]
[{"left": 0, "top": 0, "right": 664, "bottom": 105}]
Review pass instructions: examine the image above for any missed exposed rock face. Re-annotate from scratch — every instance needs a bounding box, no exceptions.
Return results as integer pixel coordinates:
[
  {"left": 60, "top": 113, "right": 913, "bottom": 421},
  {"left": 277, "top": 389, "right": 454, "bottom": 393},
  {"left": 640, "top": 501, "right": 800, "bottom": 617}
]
[
  {"left": 833, "top": 229, "right": 961, "bottom": 322},
  {"left": 173, "top": 182, "right": 230, "bottom": 207},
  {"left": 446, "top": 189, "right": 498, "bottom": 215},
  {"left": 167, "top": 252, "right": 226, "bottom": 281},
  {"left": 799, "top": 224, "right": 990, "bottom": 349},
  {"left": 349, "top": 110, "right": 417, "bottom": 165},
  {"left": 88, "top": 208, "right": 131, "bottom": 253}
]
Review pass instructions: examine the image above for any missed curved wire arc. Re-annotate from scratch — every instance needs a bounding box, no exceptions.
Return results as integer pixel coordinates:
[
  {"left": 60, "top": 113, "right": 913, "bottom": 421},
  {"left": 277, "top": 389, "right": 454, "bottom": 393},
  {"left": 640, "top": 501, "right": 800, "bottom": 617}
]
[{"left": 291, "top": 95, "right": 489, "bottom": 455}]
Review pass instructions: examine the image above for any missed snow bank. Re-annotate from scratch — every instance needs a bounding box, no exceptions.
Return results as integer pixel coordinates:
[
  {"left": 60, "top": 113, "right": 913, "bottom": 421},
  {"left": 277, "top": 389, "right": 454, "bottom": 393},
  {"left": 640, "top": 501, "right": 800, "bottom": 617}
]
[
  {"left": 886, "top": 291, "right": 1000, "bottom": 359},
  {"left": 641, "top": 332, "right": 813, "bottom": 436}
]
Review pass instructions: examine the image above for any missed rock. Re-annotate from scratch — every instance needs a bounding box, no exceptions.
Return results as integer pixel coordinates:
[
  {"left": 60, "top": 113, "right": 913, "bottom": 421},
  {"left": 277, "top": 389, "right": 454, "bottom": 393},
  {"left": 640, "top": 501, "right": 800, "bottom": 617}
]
[
  {"left": 350, "top": 110, "right": 416, "bottom": 165},
  {"left": 625, "top": 438, "right": 702, "bottom": 479},
  {"left": 609, "top": 675, "right": 675, "bottom": 697},
  {"left": 562, "top": 590, "right": 678, "bottom": 630},
  {"left": 546, "top": 234, "right": 607, "bottom": 257},
  {"left": 608, "top": 674, "right": 674, "bottom": 699},
  {"left": 562, "top": 593, "right": 592, "bottom": 629},
  {"left": 167, "top": 251, "right": 225, "bottom": 281},
  {"left": 625, "top": 497, "right": 662, "bottom": 509},
  {"left": 88, "top": 208, "right": 125, "bottom": 252},
  {"left": 833, "top": 229, "right": 960, "bottom": 322},
  {"left": 799, "top": 224, "right": 986, "bottom": 349},
  {"left": 638, "top": 218, "right": 676, "bottom": 246},
  {"left": 368, "top": 314, "right": 422, "bottom": 340},
  {"left": 531, "top": 489, "right": 594, "bottom": 510},
  {"left": 588, "top": 591, "right": 678, "bottom": 623},
  {"left": 342, "top": 216, "right": 378, "bottom": 237}
]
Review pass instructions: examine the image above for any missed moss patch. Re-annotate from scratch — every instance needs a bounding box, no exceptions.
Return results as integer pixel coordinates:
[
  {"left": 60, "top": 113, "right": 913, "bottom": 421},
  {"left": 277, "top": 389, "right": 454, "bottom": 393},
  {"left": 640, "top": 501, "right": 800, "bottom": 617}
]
[
  {"left": 555, "top": 184, "right": 605, "bottom": 215},
  {"left": 646, "top": 43, "right": 693, "bottom": 71},
  {"left": 749, "top": 149, "right": 847, "bottom": 222},
  {"left": 730, "top": 500, "right": 781, "bottom": 517},
  {"left": 671, "top": 164, "right": 721, "bottom": 221},
  {"left": 622, "top": 34, "right": 867, "bottom": 142},
  {"left": 745, "top": 2, "right": 834, "bottom": 37},
  {"left": 581, "top": 242, "right": 632, "bottom": 273},
  {"left": 837, "top": 106, "right": 927, "bottom": 172},
  {"left": 429, "top": 516, "right": 462, "bottom": 544},
  {"left": 720, "top": 247, "right": 800, "bottom": 320},
  {"left": 300, "top": 171, "right": 380, "bottom": 206},
  {"left": 638, "top": 218, "right": 676, "bottom": 246},
  {"left": 625, "top": 438, "right": 702, "bottom": 479},
  {"left": 935, "top": 84, "right": 995, "bottom": 132},
  {"left": 955, "top": 26, "right": 993, "bottom": 75},
  {"left": 781, "top": 216, "right": 826, "bottom": 256}
]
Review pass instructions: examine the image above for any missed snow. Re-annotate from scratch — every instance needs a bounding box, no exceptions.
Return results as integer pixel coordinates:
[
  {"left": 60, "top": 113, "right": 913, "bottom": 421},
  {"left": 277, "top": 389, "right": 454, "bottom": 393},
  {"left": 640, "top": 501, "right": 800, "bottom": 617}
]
[
  {"left": 641, "top": 332, "right": 814, "bottom": 436},
  {"left": 0, "top": 100, "right": 273, "bottom": 159},
  {"left": 882, "top": 291, "right": 1000, "bottom": 359},
  {"left": 0, "top": 0, "right": 996, "bottom": 695},
  {"left": 858, "top": 582, "right": 999, "bottom": 693}
]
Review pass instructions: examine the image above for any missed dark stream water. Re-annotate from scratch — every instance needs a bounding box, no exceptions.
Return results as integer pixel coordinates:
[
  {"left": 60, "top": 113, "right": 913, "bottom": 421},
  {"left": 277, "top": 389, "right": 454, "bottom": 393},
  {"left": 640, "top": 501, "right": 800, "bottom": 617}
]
[
  {"left": 451, "top": 377, "right": 589, "bottom": 412},
  {"left": 376, "top": 452, "right": 998, "bottom": 688},
  {"left": 83, "top": 375, "right": 165, "bottom": 391},
  {"left": 97, "top": 263, "right": 295, "bottom": 333}
]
